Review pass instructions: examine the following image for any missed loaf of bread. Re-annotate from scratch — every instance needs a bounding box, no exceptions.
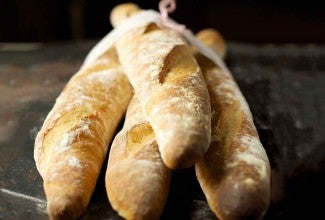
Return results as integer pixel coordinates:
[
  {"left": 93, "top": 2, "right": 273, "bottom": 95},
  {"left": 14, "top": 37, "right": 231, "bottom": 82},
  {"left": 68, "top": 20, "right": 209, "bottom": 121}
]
[
  {"left": 194, "top": 29, "right": 271, "bottom": 219},
  {"left": 34, "top": 48, "right": 133, "bottom": 220},
  {"left": 105, "top": 95, "right": 171, "bottom": 220},
  {"left": 113, "top": 3, "right": 211, "bottom": 169},
  {"left": 104, "top": 5, "right": 172, "bottom": 219}
]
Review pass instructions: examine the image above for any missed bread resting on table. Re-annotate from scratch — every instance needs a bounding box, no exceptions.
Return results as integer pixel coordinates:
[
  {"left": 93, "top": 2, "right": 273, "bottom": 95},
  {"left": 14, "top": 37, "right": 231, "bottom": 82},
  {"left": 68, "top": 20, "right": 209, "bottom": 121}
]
[
  {"left": 34, "top": 48, "right": 133, "bottom": 220},
  {"left": 194, "top": 29, "right": 271, "bottom": 220},
  {"left": 33, "top": 2, "right": 271, "bottom": 220},
  {"left": 112, "top": 3, "right": 211, "bottom": 169}
]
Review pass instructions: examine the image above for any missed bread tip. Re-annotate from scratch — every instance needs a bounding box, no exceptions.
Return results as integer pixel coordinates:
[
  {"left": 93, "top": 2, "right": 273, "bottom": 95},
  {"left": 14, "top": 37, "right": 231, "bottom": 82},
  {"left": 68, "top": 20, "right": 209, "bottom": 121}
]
[
  {"left": 47, "top": 194, "right": 86, "bottom": 220},
  {"left": 211, "top": 179, "right": 270, "bottom": 220},
  {"left": 195, "top": 28, "right": 227, "bottom": 59},
  {"left": 161, "top": 141, "right": 209, "bottom": 170},
  {"left": 110, "top": 3, "right": 141, "bottom": 27}
]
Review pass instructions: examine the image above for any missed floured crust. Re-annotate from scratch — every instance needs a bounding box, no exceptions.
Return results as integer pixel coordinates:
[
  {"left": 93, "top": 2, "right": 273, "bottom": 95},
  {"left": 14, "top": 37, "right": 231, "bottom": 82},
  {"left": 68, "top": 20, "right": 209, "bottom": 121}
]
[
  {"left": 106, "top": 96, "right": 171, "bottom": 220},
  {"left": 34, "top": 48, "right": 133, "bottom": 219},
  {"left": 116, "top": 24, "right": 211, "bottom": 169},
  {"left": 194, "top": 30, "right": 271, "bottom": 220}
]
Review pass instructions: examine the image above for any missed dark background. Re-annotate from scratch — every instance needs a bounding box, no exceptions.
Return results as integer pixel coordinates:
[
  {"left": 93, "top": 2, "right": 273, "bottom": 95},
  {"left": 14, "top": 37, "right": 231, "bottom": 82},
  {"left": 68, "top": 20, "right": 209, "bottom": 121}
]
[{"left": 1, "top": 0, "right": 325, "bottom": 43}]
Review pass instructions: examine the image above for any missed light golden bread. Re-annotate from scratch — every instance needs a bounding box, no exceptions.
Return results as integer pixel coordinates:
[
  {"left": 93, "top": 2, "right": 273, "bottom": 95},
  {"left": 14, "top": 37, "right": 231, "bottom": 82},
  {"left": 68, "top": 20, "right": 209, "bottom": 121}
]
[
  {"left": 112, "top": 5, "right": 211, "bottom": 169},
  {"left": 105, "top": 96, "right": 171, "bottom": 220},
  {"left": 105, "top": 5, "right": 172, "bottom": 219},
  {"left": 195, "top": 28, "right": 227, "bottom": 59},
  {"left": 194, "top": 29, "right": 271, "bottom": 220},
  {"left": 109, "top": 3, "right": 140, "bottom": 28},
  {"left": 34, "top": 48, "right": 133, "bottom": 219}
]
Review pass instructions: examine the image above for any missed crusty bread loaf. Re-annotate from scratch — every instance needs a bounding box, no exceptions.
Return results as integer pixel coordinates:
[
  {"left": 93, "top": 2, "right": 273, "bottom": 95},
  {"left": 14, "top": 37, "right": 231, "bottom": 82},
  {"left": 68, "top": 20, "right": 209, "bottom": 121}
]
[
  {"left": 105, "top": 95, "right": 171, "bottom": 220},
  {"left": 194, "top": 29, "right": 271, "bottom": 220},
  {"left": 105, "top": 5, "right": 171, "bottom": 219},
  {"left": 34, "top": 48, "right": 133, "bottom": 220},
  {"left": 112, "top": 4, "right": 211, "bottom": 169}
]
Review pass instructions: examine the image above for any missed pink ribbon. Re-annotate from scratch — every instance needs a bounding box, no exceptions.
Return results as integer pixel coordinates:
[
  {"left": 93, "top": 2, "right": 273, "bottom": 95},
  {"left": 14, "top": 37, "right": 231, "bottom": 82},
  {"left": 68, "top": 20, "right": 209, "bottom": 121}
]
[{"left": 159, "top": 0, "right": 187, "bottom": 33}]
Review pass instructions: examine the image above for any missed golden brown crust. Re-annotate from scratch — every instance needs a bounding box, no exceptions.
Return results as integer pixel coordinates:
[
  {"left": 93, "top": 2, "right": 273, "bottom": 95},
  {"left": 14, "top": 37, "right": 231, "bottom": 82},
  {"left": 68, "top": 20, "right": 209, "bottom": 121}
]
[
  {"left": 105, "top": 7, "right": 172, "bottom": 219},
  {"left": 195, "top": 28, "right": 227, "bottom": 59},
  {"left": 109, "top": 3, "right": 140, "bottom": 28},
  {"left": 106, "top": 96, "right": 171, "bottom": 220},
  {"left": 194, "top": 29, "right": 271, "bottom": 220},
  {"left": 34, "top": 48, "right": 133, "bottom": 220},
  {"left": 115, "top": 21, "right": 211, "bottom": 169}
]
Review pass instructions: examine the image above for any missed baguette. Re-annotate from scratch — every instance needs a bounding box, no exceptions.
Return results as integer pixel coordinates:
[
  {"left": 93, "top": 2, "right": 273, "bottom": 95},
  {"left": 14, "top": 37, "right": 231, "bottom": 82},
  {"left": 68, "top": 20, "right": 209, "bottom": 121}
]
[
  {"left": 113, "top": 4, "right": 211, "bottom": 169},
  {"left": 105, "top": 95, "right": 171, "bottom": 220},
  {"left": 194, "top": 29, "right": 271, "bottom": 219},
  {"left": 34, "top": 48, "right": 133, "bottom": 220},
  {"left": 105, "top": 5, "right": 171, "bottom": 219}
]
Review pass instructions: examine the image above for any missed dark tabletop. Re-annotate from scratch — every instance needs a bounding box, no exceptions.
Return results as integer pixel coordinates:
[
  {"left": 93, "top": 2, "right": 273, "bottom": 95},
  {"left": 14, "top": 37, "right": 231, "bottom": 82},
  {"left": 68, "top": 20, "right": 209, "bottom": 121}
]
[{"left": 0, "top": 41, "right": 324, "bottom": 220}]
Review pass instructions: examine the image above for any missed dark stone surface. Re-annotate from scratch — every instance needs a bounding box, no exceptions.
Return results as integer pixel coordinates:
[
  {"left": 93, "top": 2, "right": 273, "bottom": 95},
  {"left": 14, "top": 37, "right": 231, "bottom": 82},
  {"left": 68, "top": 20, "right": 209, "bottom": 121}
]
[{"left": 0, "top": 41, "right": 324, "bottom": 219}]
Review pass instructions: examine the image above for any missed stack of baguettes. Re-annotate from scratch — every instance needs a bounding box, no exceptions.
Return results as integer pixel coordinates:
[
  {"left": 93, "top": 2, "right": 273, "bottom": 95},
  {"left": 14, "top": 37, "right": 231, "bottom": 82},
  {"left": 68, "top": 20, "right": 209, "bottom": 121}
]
[{"left": 34, "top": 3, "right": 271, "bottom": 220}]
